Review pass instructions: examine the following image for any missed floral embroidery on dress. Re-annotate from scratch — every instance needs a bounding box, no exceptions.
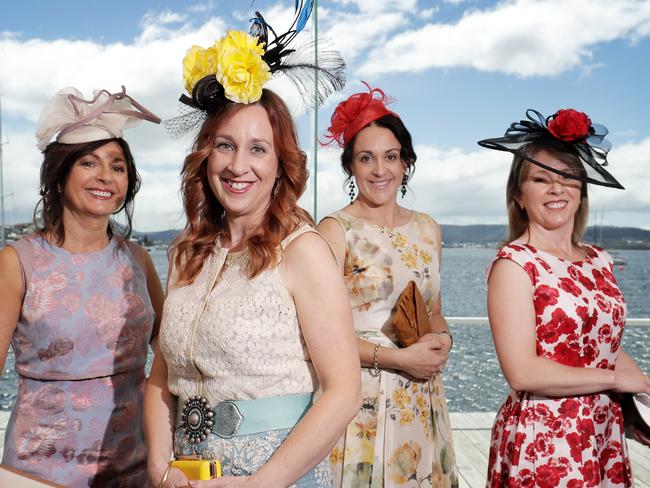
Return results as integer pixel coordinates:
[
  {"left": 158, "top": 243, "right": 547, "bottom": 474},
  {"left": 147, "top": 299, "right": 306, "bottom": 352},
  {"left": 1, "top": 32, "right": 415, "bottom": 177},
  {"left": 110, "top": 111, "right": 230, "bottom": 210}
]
[{"left": 3, "top": 236, "right": 154, "bottom": 487}]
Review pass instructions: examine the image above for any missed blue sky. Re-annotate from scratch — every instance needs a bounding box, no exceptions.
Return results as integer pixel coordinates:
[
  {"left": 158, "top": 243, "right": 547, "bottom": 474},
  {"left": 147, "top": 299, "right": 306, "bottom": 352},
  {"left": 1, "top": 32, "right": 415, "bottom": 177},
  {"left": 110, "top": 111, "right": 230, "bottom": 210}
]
[{"left": 2, "top": 0, "right": 650, "bottom": 232}]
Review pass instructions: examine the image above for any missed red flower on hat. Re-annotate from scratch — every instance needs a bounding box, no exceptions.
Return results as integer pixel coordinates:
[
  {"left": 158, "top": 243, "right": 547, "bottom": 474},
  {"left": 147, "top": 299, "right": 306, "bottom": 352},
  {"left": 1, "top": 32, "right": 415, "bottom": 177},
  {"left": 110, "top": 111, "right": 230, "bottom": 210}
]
[{"left": 547, "top": 109, "right": 592, "bottom": 142}]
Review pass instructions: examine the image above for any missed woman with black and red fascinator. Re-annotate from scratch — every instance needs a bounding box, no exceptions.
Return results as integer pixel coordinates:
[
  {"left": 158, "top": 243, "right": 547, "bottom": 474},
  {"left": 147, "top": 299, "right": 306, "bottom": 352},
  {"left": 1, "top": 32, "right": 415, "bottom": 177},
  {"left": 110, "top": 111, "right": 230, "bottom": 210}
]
[
  {"left": 479, "top": 109, "right": 650, "bottom": 486},
  {"left": 317, "top": 83, "right": 459, "bottom": 488}
]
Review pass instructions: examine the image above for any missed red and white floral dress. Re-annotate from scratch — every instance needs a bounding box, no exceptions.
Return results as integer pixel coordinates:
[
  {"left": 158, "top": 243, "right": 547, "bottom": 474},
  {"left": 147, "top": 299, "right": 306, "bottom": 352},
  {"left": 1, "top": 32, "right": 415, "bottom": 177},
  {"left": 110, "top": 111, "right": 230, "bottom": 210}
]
[{"left": 486, "top": 242, "right": 633, "bottom": 488}]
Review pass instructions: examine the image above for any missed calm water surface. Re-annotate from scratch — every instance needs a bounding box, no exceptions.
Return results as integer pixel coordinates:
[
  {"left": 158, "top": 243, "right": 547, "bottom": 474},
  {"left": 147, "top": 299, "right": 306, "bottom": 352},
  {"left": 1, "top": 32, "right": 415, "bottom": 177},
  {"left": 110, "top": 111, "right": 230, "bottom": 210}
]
[{"left": 1, "top": 247, "right": 648, "bottom": 412}]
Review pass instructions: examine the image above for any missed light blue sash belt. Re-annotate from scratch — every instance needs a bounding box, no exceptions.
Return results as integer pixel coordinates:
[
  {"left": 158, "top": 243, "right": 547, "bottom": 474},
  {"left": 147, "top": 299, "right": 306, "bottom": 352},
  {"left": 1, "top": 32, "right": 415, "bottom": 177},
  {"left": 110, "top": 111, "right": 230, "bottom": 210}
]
[{"left": 178, "top": 393, "right": 313, "bottom": 441}]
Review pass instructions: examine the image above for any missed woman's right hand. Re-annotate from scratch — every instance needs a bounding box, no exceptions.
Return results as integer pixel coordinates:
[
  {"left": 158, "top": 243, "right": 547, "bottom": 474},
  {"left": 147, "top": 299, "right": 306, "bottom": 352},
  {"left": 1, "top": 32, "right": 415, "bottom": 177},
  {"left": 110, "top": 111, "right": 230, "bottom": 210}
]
[
  {"left": 396, "top": 334, "right": 449, "bottom": 380},
  {"left": 166, "top": 467, "right": 191, "bottom": 488}
]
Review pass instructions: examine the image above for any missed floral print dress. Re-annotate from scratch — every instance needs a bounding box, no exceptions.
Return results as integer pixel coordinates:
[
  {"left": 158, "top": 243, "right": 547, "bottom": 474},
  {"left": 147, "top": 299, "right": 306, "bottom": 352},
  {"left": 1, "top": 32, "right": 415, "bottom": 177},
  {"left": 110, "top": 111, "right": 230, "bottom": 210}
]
[
  {"left": 324, "top": 211, "right": 458, "bottom": 488},
  {"left": 2, "top": 235, "right": 155, "bottom": 487},
  {"left": 487, "top": 242, "right": 633, "bottom": 487}
]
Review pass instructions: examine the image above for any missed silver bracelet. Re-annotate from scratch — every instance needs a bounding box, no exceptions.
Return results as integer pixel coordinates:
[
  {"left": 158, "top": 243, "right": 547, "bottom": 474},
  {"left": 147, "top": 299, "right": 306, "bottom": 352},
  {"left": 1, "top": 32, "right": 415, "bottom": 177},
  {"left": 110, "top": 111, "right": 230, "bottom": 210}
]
[
  {"left": 434, "top": 330, "right": 453, "bottom": 351},
  {"left": 369, "top": 343, "right": 381, "bottom": 377}
]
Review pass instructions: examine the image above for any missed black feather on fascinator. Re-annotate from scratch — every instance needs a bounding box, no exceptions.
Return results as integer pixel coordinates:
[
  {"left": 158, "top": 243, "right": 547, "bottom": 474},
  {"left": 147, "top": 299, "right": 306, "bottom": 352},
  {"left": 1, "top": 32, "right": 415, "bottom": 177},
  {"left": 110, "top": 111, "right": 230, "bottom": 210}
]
[{"left": 164, "top": 0, "right": 345, "bottom": 137}]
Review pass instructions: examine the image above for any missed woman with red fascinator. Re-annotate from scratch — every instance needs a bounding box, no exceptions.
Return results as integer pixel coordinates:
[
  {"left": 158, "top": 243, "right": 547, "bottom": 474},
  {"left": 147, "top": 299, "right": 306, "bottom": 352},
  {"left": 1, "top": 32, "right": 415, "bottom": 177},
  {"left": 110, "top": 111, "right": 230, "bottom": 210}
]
[{"left": 317, "top": 83, "right": 458, "bottom": 488}]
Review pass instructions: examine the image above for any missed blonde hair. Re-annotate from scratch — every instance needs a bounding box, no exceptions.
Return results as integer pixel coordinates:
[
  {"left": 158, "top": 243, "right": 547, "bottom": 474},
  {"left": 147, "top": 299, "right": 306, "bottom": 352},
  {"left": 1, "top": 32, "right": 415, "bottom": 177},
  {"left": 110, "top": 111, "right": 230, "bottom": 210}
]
[{"left": 504, "top": 142, "right": 589, "bottom": 246}]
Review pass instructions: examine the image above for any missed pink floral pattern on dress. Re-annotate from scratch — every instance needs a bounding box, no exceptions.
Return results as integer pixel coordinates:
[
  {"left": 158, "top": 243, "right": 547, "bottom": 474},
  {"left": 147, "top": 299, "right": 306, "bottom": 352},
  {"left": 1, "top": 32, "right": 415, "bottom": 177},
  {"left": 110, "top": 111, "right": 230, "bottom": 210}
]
[
  {"left": 487, "top": 243, "right": 633, "bottom": 487},
  {"left": 3, "top": 235, "right": 154, "bottom": 487}
]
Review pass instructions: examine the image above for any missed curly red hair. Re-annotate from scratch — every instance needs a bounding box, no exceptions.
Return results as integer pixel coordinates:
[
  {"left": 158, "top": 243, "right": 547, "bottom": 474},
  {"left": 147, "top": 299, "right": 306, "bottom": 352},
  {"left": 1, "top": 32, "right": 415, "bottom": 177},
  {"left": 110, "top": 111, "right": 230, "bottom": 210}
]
[{"left": 171, "top": 89, "right": 312, "bottom": 286}]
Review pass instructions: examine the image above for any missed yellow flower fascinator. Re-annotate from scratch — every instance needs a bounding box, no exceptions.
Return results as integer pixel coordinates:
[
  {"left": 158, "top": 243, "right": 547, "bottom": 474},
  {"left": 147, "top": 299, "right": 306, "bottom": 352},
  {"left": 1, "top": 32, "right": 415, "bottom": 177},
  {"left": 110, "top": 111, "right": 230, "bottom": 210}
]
[{"left": 167, "top": 1, "right": 346, "bottom": 136}]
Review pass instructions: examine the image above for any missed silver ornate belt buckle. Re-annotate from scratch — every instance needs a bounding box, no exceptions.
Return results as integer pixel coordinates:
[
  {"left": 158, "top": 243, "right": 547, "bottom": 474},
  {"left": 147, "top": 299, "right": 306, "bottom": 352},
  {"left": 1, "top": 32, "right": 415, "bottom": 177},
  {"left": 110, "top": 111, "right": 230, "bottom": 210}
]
[
  {"left": 213, "top": 401, "right": 244, "bottom": 439},
  {"left": 181, "top": 396, "right": 215, "bottom": 444}
]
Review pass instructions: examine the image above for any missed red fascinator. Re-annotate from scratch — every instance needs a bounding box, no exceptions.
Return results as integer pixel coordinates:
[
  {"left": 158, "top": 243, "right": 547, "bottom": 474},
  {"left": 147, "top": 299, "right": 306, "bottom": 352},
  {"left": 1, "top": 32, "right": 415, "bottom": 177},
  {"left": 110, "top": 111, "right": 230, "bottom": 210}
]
[{"left": 322, "top": 82, "right": 399, "bottom": 148}]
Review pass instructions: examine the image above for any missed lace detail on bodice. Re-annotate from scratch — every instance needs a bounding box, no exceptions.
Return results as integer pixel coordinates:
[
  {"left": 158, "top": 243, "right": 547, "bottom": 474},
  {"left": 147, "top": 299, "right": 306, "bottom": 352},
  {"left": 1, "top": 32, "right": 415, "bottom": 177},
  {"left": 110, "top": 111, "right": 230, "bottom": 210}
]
[{"left": 160, "top": 225, "right": 319, "bottom": 403}]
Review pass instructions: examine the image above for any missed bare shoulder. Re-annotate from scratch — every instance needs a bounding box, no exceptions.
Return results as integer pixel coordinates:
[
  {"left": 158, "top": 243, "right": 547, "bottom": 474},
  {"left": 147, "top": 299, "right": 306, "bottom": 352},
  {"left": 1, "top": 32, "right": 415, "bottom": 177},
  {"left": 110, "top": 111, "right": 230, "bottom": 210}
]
[
  {"left": 0, "top": 245, "right": 22, "bottom": 294},
  {"left": 281, "top": 230, "right": 339, "bottom": 289},
  {"left": 283, "top": 230, "right": 335, "bottom": 264},
  {"left": 488, "top": 257, "right": 532, "bottom": 287},
  {"left": 0, "top": 245, "right": 21, "bottom": 275},
  {"left": 316, "top": 216, "right": 344, "bottom": 240}
]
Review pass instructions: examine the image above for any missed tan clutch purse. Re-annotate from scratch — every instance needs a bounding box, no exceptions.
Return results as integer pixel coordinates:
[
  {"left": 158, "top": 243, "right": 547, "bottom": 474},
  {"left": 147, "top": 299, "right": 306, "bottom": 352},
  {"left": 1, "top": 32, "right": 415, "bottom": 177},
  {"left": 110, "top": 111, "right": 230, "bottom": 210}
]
[{"left": 391, "top": 281, "right": 431, "bottom": 347}]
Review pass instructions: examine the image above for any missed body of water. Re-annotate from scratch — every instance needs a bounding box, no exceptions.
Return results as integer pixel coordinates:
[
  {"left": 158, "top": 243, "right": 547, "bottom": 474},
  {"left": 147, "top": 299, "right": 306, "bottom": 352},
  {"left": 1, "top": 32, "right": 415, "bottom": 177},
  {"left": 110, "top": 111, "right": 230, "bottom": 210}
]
[{"left": 1, "top": 247, "right": 649, "bottom": 412}]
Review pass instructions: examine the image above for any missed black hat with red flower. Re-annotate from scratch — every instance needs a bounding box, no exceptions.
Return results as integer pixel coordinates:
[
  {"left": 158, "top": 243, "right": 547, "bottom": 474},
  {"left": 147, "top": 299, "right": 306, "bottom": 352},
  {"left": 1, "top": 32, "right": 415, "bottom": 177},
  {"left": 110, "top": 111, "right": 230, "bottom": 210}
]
[{"left": 478, "top": 108, "right": 624, "bottom": 189}]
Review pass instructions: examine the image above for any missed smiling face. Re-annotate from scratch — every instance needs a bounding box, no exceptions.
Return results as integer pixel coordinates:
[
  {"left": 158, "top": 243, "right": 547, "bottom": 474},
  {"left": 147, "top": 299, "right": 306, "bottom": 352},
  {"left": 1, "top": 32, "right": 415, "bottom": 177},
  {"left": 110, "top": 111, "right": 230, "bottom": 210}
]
[
  {"left": 517, "top": 149, "right": 584, "bottom": 233},
  {"left": 206, "top": 104, "right": 279, "bottom": 225},
  {"left": 62, "top": 141, "right": 129, "bottom": 220},
  {"left": 349, "top": 124, "right": 406, "bottom": 207}
]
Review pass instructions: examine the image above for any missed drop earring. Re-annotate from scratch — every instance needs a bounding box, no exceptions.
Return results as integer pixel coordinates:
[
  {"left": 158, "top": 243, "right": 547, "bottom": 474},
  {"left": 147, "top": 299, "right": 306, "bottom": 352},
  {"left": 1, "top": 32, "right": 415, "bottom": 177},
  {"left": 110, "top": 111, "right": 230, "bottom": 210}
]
[
  {"left": 348, "top": 179, "right": 356, "bottom": 203},
  {"left": 400, "top": 174, "right": 408, "bottom": 199}
]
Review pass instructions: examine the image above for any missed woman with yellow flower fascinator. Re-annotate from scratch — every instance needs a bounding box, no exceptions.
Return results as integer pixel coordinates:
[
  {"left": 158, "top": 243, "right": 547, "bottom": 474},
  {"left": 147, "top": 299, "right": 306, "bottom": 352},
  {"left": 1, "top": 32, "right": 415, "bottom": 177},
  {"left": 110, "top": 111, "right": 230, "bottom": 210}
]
[
  {"left": 165, "top": 0, "right": 345, "bottom": 136},
  {"left": 145, "top": 3, "right": 361, "bottom": 488}
]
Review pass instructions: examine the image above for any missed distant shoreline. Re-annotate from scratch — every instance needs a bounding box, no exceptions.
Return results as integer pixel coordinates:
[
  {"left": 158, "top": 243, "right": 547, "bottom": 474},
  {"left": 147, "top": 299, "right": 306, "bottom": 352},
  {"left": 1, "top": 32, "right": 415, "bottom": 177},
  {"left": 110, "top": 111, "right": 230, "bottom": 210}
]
[{"left": 3, "top": 223, "right": 650, "bottom": 250}]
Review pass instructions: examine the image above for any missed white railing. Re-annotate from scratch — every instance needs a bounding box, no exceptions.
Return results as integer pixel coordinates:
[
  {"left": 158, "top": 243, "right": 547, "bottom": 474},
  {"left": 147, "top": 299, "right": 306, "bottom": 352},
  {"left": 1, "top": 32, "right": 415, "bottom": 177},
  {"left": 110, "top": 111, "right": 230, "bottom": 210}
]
[{"left": 447, "top": 317, "right": 650, "bottom": 326}]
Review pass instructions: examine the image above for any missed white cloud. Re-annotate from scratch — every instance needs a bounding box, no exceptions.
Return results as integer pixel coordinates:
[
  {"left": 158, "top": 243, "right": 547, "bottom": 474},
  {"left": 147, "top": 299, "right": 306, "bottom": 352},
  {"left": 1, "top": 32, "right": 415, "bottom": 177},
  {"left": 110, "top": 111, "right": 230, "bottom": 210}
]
[
  {"left": 0, "top": 5, "right": 324, "bottom": 231},
  {"left": 140, "top": 10, "right": 187, "bottom": 28},
  {"left": 320, "top": 8, "right": 408, "bottom": 62},
  {"left": 188, "top": 1, "right": 217, "bottom": 14},
  {"left": 2, "top": 1, "right": 649, "bottom": 231},
  {"left": 330, "top": 0, "right": 418, "bottom": 12},
  {"left": 315, "top": 138, "right": 650, "bottom": 228},
  {"left": 358, "top": 0, "right": 650, "bottom": 77}
]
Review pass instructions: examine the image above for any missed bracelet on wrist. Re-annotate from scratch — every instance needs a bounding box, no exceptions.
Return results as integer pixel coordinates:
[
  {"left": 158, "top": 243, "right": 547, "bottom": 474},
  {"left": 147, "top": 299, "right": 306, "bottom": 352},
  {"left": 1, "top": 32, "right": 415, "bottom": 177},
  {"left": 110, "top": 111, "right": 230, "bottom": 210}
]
[
  {"left": 156, "top": 462, "right": 172, "bottom": 488},
  {"left": 369, "top": 343, "right": 381, "bottom": 377},
  {"left": 434, "top": 330, "right": 453, "bottom": 351}
]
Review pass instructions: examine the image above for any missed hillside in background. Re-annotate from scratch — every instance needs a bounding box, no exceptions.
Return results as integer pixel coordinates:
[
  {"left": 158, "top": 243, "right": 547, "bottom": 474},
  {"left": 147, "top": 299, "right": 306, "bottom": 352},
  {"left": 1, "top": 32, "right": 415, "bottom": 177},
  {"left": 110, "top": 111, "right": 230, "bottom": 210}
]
[
  {"left": 440, "top": 225, "right": 650, "bottom": 248},
  {"left": 4, "top": 223, "right": 649, "bottom": 249},
  {"left": 134, "top": 225, "right": 650, "bottom": 249}
]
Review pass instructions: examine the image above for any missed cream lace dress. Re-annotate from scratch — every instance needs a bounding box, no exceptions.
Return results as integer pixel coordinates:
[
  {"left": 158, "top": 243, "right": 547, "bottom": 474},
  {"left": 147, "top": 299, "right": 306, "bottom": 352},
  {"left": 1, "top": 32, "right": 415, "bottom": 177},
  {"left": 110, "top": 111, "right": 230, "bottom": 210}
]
[{"left": 159, "top": 224, "right": 331, "bottom": 487}]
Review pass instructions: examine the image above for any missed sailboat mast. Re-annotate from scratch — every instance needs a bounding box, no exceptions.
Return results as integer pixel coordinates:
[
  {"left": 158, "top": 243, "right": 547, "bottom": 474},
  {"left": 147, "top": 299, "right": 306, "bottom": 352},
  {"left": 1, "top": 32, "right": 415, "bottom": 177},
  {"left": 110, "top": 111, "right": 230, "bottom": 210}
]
[{"left": 0, "top": 94, "right": 5, "bottom": 248}]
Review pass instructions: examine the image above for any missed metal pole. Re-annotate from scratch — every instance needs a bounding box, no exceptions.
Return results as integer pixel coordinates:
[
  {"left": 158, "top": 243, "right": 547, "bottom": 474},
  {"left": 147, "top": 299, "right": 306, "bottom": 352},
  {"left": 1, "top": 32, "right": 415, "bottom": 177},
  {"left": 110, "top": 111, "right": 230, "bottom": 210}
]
[
  {"left": 312, "top": 0, "right": 319, "bottom": 221},
  {"left": 0, "top": 95, "right": 5, "bottom": 248}
]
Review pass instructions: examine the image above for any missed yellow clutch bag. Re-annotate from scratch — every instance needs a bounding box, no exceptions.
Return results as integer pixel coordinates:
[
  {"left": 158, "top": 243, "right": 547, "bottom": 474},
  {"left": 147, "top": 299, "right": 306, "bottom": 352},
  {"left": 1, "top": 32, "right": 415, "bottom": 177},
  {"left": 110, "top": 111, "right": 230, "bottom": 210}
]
[{"left": 171, "top": 459, "right": 222, "bottom": 480}]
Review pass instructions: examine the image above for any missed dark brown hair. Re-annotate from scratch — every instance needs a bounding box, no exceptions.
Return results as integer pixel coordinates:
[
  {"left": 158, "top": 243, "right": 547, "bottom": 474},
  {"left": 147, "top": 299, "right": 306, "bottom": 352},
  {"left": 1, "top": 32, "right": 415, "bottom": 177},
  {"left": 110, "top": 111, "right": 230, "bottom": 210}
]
[
  {"left": 34, "top": 138, "right": 140, "bottom": 245},
  {"left": 341, "top": 114, "right": 417, "bottom": 184},
  {"left": 171, "top": 88, "right": 312, "bottom": 286},
  {"left": 505, "top": 141, "right": 589, "bottom": 246}
]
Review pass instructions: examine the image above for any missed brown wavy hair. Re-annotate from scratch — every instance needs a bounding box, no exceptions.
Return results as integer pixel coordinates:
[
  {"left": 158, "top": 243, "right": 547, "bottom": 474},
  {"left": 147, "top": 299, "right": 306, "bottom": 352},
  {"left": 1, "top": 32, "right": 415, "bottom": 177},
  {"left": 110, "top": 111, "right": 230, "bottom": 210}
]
[
  {"left": 34, "top": 138, "right": 140, "bottom": 246},
  {"left": 171, "top": 89, "right": 312, "bottom": 286},
  {"left": 504, "top": 141, "right": 589, "bottom": 247}
]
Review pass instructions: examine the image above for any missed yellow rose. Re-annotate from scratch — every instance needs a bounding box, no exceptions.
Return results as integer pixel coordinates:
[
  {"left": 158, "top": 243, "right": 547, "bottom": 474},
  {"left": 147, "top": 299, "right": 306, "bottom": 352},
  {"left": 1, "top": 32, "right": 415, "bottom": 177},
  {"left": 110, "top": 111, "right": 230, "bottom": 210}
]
[
  {"left": 387, "top": 441, "right": 421, "bottom": 484},
  {"left": 400, "top": 250, "right": 418, "bottom": 269},
  {"left": 216, "top": 30, "right": 265, "bottom": 58},
  {"left": 329, "top": 446, "right": 344, "bottom": 465},
  {"left": 416, "top": 394, "right": 427, "bottom": 411},
  {"left": 182, "top": 45, "right": 220, "bottom": 94},
  {"left": 399, "top": 408, "right": 415, "bottom": 426},
  {"left": 391, "top": 233, "right": 408, "bottom": 249},
  {"left": 392, "top": 388, "right": 411, "bottom": 409},
  {"left": 215, "top": 30, "right": 270, "bottom": 104}
]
